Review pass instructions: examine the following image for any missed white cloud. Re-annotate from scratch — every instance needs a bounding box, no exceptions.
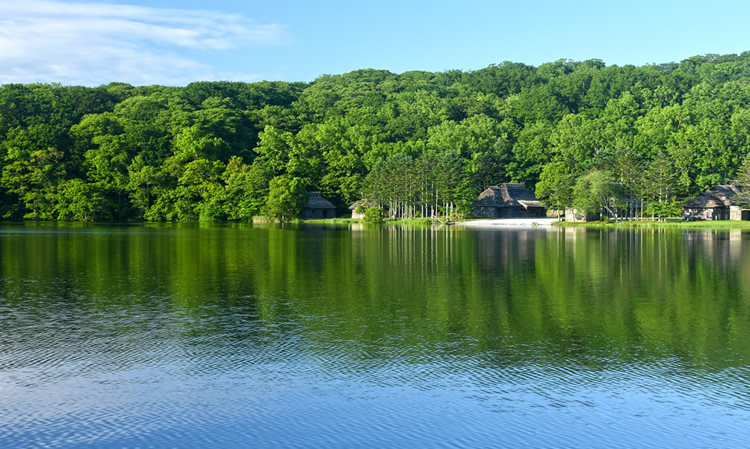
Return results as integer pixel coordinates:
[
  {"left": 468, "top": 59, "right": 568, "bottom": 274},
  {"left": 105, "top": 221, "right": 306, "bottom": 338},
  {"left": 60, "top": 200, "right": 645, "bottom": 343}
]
[{"left": 0, "top": 0, "right": 288, "bottom": 86}]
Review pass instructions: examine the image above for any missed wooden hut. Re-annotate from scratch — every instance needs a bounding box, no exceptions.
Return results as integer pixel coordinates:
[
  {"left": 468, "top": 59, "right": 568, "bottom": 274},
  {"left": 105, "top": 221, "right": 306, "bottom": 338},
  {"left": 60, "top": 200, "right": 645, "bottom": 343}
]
[
  {"left": 300, "top": 192, "right": 336, "bottom": 219},
  {"left": 472, "top": 184, "right": 546, "bottom": 218},
  {"left": 683, "top": 184, "right": 748, "bottom": 221},
  {"left": 348, "top": 200, "right": 377, "bottom": 219},
  {"left": 349, "top": 200, "right": 366, "bottom": 219},
  {"left": 564, "top": 208, "right": 600, "bottom": 223}
]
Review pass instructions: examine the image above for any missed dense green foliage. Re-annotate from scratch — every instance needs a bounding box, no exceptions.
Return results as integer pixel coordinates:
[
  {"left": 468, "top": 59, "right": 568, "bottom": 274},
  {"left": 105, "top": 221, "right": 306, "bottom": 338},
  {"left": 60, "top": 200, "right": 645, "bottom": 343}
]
[{"left": 4, "top": 53, "right": 750, "bottom": 221}]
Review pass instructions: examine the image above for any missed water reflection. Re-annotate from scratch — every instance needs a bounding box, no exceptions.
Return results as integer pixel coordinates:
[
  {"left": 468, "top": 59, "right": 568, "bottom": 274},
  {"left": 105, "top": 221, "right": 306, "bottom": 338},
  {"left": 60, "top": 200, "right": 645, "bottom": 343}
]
[
  {"left": 3, "top": 224, "right": 750, "bottom": 366},
  {"left": 1, "top": 223, "right": 750, "bottom": 447}
]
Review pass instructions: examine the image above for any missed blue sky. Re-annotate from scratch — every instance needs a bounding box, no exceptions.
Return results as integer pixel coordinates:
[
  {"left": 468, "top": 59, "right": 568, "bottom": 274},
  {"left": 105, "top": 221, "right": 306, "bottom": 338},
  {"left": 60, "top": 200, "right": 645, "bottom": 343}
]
[{"left": 1, "top": 0, "right": 749, "bottom": 86}]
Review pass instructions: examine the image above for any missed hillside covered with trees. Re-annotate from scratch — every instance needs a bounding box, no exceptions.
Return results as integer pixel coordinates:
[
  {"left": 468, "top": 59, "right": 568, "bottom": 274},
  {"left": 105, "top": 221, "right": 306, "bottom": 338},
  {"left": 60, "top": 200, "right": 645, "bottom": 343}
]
[{"left": 3, "top": 52, "right": 750, "bottom": 221}]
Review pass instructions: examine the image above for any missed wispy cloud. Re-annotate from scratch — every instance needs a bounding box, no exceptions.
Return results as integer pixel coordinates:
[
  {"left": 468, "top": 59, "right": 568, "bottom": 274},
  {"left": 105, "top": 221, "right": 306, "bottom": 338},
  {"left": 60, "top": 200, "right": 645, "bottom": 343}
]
[{"left": 0, "top": 0, "right": 289, "bottom": 86}]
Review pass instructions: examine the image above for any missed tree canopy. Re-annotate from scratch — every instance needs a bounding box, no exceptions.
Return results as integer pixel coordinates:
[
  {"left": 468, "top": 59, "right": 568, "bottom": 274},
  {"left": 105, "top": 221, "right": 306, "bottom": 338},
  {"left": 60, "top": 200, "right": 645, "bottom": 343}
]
[{"left": 2, "top": 52, "right": 750, "bottom": 221}]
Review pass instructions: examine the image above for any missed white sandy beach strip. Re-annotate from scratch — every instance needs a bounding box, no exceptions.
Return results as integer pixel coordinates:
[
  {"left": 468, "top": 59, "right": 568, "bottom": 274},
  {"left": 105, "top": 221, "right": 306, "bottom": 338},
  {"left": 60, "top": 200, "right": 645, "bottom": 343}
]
[{"left": 458, "top": 218, "right": 560, "bottom": 227}]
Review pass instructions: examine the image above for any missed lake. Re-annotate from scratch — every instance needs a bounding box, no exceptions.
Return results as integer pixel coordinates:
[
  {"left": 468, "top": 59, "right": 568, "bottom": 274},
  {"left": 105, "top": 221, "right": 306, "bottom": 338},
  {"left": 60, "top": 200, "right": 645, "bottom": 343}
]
[{"left": 1, "top": 223, "right": 749, "bottom": 448}]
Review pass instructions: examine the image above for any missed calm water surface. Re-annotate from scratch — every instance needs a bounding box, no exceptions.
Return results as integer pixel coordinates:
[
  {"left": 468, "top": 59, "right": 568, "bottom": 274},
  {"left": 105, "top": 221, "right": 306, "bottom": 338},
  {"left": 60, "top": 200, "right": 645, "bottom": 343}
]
[{"left": 1, "top": 223, "right": 750, "bottom": 448}]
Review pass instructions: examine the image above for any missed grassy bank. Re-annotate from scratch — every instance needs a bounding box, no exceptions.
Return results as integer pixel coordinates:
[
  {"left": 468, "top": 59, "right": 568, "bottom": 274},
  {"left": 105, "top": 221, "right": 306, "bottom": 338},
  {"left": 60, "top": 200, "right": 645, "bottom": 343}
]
[
  {"left": 558, "top": 219, "right": 750, "bottom": 229},
  {"left": 258, "top": 215, "right": 750, "bottom": 229},
  {"left": 300, "top": 217, "right": 437, "bottom": 225},
  {"left": 298, "top": 218, "right": 359, "bottom": 224}
]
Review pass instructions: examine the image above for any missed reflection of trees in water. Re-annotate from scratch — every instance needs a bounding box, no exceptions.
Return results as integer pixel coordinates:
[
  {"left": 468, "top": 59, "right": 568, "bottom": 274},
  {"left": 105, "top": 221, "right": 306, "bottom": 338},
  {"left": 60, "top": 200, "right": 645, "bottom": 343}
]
[
  {"left": 466, "top": 226, "right": 750, "bottom": 369},
  {"left": 681, "top": 228, "right": 748, "bottom": 269},
  {"left": 3, "top": 224, "right": 750, "bottom": 370},
  {"left": 472, "top": 228, "right": 548, "bottom": 273}
]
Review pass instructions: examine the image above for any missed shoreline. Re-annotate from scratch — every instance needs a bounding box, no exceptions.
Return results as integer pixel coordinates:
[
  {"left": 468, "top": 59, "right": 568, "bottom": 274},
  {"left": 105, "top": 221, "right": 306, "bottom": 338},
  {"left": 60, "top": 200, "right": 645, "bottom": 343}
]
[
  {"left": 5, "top": 217, "right": 750, "bottom": 230},
  {"left": 457, "top": 218, "right": 559, "bottom": 227}
]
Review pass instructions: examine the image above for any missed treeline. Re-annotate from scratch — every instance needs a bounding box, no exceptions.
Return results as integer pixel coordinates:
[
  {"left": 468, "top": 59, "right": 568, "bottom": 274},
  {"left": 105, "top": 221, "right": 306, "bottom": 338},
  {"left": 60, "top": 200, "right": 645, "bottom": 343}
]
[{"left": 3, "top": 52, "right": 750, "bottom": 221}]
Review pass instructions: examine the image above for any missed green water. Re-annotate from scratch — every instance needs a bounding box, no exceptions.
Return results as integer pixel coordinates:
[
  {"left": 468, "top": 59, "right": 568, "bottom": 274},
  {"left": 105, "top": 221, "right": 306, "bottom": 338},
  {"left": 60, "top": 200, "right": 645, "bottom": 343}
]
[{"left": 1, "top": 223, "right": 749, "bottom": 447}]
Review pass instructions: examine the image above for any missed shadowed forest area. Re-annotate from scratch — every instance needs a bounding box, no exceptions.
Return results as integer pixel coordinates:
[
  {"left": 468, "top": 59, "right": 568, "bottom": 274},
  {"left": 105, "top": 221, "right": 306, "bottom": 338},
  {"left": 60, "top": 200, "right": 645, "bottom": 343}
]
[{"left": 4, "top": 53, "right": 750, "bottom": 221}]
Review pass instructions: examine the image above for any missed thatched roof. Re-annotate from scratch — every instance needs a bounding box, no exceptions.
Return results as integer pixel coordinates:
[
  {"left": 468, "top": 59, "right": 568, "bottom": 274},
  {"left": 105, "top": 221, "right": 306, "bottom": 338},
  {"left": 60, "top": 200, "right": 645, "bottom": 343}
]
[
  {"left": 348, "top": 199, "right": 377, "bottom": 210},
  {"left": 713, "top": 184, "right": 743, "bottom": 202},
  {"left": 684, "top": 184, "right": 744, "bottom": 208},
  {"left": 683, "top": 193, "right": 725, "bottom": 208},
  {"left": 474, "top": 183, "right": 544, "bottom": 209},
  {"left": 304, "top": 192, "right": 336, "bottom": 209}
]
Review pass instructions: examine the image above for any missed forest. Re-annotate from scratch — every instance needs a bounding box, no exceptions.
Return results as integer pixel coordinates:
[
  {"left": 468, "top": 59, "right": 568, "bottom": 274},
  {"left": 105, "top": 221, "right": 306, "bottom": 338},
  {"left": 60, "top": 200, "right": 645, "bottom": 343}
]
[{"left": 3, "top": 52, "right": 750, "bottom": 221}]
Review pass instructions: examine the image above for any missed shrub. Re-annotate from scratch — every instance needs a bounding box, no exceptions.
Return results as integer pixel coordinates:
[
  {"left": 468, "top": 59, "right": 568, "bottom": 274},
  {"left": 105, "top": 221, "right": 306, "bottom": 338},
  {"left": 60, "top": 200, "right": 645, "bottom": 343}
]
[{"left": 363, "top": 206, "right": 385, "bottom": 223}]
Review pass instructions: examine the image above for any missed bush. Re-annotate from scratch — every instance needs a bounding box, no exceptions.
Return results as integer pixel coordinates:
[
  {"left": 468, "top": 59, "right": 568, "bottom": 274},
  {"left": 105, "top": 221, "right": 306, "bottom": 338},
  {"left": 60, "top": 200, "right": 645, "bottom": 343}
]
[
  {"left": 363, "top": 206, "right": 385, "bottom": 223},
  {"left": 645, "top": 200, "right": 683, "bottom": 220}
]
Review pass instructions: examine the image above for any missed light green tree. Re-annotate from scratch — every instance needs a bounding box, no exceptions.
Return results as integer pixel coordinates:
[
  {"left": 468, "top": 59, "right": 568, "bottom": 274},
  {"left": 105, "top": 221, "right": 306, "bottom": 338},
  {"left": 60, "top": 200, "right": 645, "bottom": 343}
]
[
  {"left": 572, "top": 169, "right": 620, "bottom": 219},
  {"left": 222, "top": 156, "right": 272, "bottom": 221},
  {"left": 733, "top": 154, "right": 750, "bottom": 208},
  {"left": 264, "top": 175, "right": 308, "bottom": 221},
  {"left": 643, "top": 152, "right": 680, "bottom": 219},
  {"left": 1, "top": 146, "right": 66, "bottom": 219},
  {"left": 54, "top": 179, "right": 109, "bottom": 221},
  {"left": 535, "top": 161, "right": 574, "bottom": 216}
]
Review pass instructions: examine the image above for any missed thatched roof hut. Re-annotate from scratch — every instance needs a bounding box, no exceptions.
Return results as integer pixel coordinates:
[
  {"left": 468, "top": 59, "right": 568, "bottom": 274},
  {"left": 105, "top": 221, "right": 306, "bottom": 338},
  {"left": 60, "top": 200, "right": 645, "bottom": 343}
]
[
  {"left": 683, "top": 184, "right": 746, "bottom": 221},
  {"left": 301, "top": 192, "right": 336, "bottom": 219},
  {"left": 472, "top": 183, "right": 546, "bottom": 218}
]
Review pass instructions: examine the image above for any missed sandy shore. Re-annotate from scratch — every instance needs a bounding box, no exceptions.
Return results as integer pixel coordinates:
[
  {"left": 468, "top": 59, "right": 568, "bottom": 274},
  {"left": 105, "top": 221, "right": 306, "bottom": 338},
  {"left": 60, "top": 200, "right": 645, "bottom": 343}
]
[{"left": 457, "top": 218, "right": 560, "bottom": 227}]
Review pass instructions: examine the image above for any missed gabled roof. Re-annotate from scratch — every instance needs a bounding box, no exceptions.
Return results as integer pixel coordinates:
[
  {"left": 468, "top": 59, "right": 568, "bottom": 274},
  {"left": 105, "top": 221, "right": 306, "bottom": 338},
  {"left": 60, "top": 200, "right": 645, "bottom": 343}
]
[
  {"left": 348, "top": 199, "right": 377, "bottom": 210},
  {"left": 474, "top": 183, "right": 544, "bottom": 209},
  {"left": 684, "top": 184, "right": 744, "bottom": 208},
  {"left": 712, "top": 184, "right": 743, "bottom": 202},
  {"left": 304, "top": 192, "right": 336, "bottom": 209},
  {"left": 683, "top": 192, "right": 726, "bottom": 208}
]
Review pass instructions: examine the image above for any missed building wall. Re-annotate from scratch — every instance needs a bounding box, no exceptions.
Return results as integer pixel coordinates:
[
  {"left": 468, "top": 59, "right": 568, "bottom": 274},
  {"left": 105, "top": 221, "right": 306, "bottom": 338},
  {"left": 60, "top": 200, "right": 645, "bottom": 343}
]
[
  {"left": 472, "top": 207, "right": 546, "bottom": 218},
  {"left": 730, "top": 206, "right": 750, "bottom": 221},
  {"left": 683, "top": 207, "right": 728, "bottom": 220},
  {"left": 500, "top": 207, "right": 518, "bottom": 218},
  {"left": 301, "top": 208, "right": 335, "bottom": 219},
  {"left": 472, "top": 207, "right": 500, "bottom": 218},
  {"left": 528, "top": 207, "right": 547, "bottom": 218},
  {"left": 565, "top": 208, "right": 600, "bottom": 222}
]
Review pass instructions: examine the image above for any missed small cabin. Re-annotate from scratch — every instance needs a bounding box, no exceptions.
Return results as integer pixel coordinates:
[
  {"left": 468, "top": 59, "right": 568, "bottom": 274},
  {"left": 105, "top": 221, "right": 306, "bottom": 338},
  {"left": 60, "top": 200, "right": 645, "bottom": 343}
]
[
  {"left": 300, "top": 192, "right": 336, "bottom": 219},
  {"left": 348, "top": 199, "right": 376, "bottom": 219},
  {"left": 472, "top": 184, "right": 546, "bottom": 218},
  {"left": 683, "top": 184, "right": 747, "bottom": 221},
  {"left": 565, "top": 208, "right": 601, "bottom": 223}
]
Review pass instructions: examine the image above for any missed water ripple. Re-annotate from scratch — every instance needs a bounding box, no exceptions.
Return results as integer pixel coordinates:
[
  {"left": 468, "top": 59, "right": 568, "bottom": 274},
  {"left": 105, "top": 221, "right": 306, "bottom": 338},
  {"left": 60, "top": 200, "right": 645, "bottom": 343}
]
[{"left": 1, "top": 296, "right": 749, "bottom": 448}]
